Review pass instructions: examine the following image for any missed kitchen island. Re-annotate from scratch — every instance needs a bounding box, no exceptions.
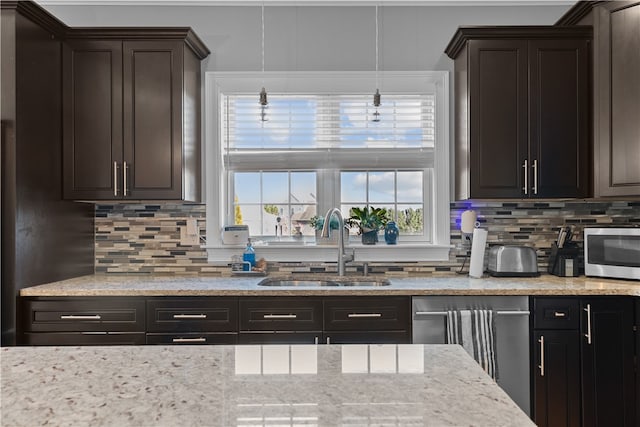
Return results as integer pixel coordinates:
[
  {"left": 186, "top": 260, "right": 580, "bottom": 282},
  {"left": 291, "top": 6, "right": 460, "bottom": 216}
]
[{"left": 1, "top": 344, "right": 534, "bottom": 426}]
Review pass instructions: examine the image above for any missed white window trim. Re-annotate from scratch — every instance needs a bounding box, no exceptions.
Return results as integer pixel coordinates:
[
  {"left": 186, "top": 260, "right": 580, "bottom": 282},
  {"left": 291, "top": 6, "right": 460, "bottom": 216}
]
[{"left": 204, "top": 71, "right": 451, "bottom": 262}]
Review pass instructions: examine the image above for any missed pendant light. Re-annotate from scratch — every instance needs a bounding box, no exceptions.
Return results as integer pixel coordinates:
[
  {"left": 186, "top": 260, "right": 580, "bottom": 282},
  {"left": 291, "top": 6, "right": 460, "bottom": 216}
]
[
  {"left": 259, "top": 1, "right": 268, "bottom": 122},
  {"left": 372, "top": 4, "right": 381, "bottom": 122}
]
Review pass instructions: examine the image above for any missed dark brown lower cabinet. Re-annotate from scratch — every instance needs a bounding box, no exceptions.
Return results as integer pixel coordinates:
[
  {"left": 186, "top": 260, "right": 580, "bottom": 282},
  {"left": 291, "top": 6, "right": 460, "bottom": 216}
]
[
  {"left": 532, "top": 297, "right": 636, "bottom": 427},
  {"left": 20, "top": 295, "right": 411, "bottom": 346},
  {"left": 20, "top": 297, "right": 146, "bottom": 345},
  {"left": 533, "top": 330, "right": 581, "bottom": 427},
  {"left": 238, "top": 332, "right": 321, "bottom": 345},
  {"left": 581, "top": 298, "right": 635, "bottom": 427},
  {"left": 324, "top": 331, "right": 410, "bottom": 345},
  {"left": 146, "top": 333, "right": 237, "bottom": 345},
  {"left": 323, "top": 297, "right": 411, "bottom": 344},
  {"left": 23, "top": 332, "right": 146, "bottom": 346}
]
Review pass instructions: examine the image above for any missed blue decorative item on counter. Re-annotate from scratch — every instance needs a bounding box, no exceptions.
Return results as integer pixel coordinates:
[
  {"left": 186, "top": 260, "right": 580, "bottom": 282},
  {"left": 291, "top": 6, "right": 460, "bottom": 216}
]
[
  {"left": 384, "top": 221, "right": 399, "bottom": 245},
  {"left": 242, "top": 239, "right": 255, "bottom": 270}
]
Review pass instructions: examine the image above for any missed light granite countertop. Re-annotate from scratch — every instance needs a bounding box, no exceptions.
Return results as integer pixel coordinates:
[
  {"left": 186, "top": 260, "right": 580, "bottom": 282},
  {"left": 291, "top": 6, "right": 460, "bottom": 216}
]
[
  {"left": 1, "top": 344, "right": 534, "bottom": 427},
  {"left": 18, "top": 273, "right": 640, "bottom": 297}
]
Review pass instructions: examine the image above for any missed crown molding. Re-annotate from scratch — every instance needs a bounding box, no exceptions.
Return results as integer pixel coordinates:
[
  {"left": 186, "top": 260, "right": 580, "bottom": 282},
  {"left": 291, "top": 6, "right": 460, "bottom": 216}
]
[
  {"left": 555, "top": 1, "right": 604, "bottom": 25},
  {"left": 35, "top": 0, "right": 575, "bottom": 6},
  {"left": 1, "top": 1, "right": 68, "bottom": 37},
  {"left": 444, "top": 25, "right": 592, "bottom": 58}
]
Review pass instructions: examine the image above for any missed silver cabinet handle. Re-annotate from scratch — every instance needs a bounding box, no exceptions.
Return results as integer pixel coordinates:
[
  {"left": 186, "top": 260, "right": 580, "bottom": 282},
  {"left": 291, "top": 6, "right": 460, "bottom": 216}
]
[
  {"left": 60, "top": 315, "right": 101, "bottom": 320},
  {"left": 263, "top": 314, "right": 297, "bottom": 319},
  {"left": 314, "top": 336, "right": 319, "bottom": 345},
  {"left": 348, "top": 313, "right": 382, "bottom": 318},
  {"left": 584, "top": 304, "right": 592, "bottom": 344},
  {"left": 123, "top": 161, "right": 129, "bottom": 196},
  {"left": 522, "top": 159, "right": 528, "bottom": 195},
  {"left": 326, "top": 336, "right": 331, "bottom": 345},
  {"left": 538, "top": 335, "right": 545, "bottom": 377},
  {"left": 532, "top": 159, "right": 538, "bottom": 195},
  {"left": 172, "top": 337, "right": 206, "bottom": 343},
  {"left": 113, "top": 161, "right": 119, "bottom": 196},
  {"left": 173, "top": 314, "right": 207, "bottom": 319},
  {"left": 554, "top": 311, "right": 566, "bottom": 318}
]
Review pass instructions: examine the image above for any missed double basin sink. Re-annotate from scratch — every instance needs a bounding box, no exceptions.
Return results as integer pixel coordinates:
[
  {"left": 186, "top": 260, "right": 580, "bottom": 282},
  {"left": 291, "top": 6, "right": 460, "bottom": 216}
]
[{"left": 258, "top": 277, "right": 391, "bottom": 287}]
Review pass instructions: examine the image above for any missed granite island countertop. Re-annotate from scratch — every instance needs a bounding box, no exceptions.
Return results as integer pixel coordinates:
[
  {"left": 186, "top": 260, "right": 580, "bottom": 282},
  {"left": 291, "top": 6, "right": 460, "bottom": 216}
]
[
  {"left": 19, "top": 273, "right": 640, "bottom": 297},
  {"left": 1, "top": 344, "right": 534, "bottom": 426}
]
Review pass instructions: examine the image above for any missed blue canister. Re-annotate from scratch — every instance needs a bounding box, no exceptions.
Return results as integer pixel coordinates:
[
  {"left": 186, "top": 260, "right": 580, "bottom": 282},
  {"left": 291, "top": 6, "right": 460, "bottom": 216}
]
[{"left": 384, "top": 221, "right": 399, "bottom": 245}]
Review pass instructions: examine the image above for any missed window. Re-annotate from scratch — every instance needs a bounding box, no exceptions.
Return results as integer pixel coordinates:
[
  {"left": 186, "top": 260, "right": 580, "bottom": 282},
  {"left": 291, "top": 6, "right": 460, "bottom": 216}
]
[{"left": 205, "top": 72, "right": 450, "bottom": 262}]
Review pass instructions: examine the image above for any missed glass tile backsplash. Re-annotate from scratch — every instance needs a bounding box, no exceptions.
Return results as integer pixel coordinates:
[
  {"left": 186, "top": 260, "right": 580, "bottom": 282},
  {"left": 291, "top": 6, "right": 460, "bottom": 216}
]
[{"left": 95, "top": 201, "right": 640, "bottom": 275}]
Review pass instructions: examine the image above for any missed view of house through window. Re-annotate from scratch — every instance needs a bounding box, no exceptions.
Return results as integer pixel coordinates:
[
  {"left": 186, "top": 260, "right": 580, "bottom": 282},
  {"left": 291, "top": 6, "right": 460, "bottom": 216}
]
[{"left": 223, "top": 91, "right": 436, "bottom": 244}]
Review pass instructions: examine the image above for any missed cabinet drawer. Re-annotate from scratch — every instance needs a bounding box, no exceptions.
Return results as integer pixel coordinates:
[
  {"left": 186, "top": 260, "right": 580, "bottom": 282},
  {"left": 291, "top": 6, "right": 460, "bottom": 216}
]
[
  {"left": 23, "top": 332, "right": 146, "bottom": 346},
  {"left": 238, "top": 332, "right": 321, "bottom": 345},
  {"left": 22, "top": 298, "right": 145, "bottom": 332},
  {"left": 533, "top": 298, "right": 580, "bottom": 330},
  {"left": 324, "top": 331, "right": 411, "bottom": 344},
  {"left": 146, "top": 332, "right": 237, "bottom": 345},
  {"left": 147, "top": 298, "right": 237, "bottom": 332},
  {"left": 239, "top": 298, "right": 322, "bottom": 331},
  {"left": 324, "top": 297, "right": 410, "bottom": 332}
]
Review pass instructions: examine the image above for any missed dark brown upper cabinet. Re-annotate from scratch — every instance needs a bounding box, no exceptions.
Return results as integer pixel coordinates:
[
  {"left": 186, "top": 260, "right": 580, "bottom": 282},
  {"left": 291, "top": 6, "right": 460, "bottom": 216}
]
[
  {"left": 62, "top": 29, "right": 209, "bottom": 201},
  {"left": 446, "top": 27, "right": 592, "bottom": 199},
  {"left": 592, "top": 2, "right": 640, "bottom": 197}
]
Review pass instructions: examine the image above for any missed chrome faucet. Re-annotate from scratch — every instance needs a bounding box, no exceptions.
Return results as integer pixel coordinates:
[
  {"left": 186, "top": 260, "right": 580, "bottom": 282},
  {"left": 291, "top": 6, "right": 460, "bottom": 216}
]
[{"left": 321, "top": 208, "right": 354, "bottom": 276}]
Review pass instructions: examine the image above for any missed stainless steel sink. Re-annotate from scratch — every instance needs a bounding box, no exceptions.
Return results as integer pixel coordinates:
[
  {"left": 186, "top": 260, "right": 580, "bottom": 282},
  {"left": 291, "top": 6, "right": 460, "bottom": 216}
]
[
  {"left": 257, "top": 279, "right": 337, "bottom": 287},
  {"left": 257, "top": 277, "right": 391, "bottom": 287},
  {"left": 334, "top": 279, "right": 391, "bottom": 287}
]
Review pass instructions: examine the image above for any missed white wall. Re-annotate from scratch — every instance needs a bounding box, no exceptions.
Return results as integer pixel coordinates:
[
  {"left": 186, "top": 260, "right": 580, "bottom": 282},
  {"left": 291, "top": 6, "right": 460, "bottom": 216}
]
[{"left": 41, "top": 4, "right": 570, "bottom": 73}]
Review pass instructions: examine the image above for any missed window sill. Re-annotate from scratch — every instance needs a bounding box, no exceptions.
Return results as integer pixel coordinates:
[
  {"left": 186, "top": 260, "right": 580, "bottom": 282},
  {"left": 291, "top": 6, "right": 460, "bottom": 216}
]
[{"left": 204, "top": 243, "right": 452, "bottom": 263}]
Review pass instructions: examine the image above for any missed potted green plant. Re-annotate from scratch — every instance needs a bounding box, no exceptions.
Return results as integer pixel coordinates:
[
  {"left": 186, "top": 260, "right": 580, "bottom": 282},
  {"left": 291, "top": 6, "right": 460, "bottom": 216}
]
[{"left": 347, "top": 206, "right": 390, "bottom": 245}]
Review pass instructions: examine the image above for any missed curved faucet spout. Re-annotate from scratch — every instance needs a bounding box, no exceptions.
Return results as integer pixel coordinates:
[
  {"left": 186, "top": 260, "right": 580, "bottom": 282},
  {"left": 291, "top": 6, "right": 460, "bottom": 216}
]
[{"left": 321, "top": 208, "right": 353, "bottom": 276}]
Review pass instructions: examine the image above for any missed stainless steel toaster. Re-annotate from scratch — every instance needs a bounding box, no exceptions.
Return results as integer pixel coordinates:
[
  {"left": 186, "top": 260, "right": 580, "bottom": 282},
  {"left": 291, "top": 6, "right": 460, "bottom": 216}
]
[{"left": 487, "top": 245, "right": 539, "bottom": 277}]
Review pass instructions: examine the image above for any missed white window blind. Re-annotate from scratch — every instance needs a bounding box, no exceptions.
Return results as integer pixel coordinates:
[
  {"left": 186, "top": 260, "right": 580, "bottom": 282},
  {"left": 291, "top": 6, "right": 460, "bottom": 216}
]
[{"left": 222, "top": 94, "right": 436, "bottom": 171}]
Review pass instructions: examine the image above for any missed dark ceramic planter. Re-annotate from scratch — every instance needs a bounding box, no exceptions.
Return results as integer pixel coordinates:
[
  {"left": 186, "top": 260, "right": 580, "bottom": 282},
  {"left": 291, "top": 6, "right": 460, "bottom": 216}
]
[{"left": 361, "top": 230, "right": 378, "bottom": 245}]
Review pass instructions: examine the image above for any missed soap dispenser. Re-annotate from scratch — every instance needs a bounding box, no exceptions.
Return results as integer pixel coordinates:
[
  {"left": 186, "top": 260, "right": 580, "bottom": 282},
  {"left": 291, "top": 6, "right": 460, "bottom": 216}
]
[{"left": 242, "top": 239, "right": 256, "bottom": 271}]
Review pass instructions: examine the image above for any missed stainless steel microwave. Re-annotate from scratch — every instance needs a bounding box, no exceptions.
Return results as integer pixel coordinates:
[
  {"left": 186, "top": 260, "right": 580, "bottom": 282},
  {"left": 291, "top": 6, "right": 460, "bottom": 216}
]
[{"left": 584, "top": 227, "right": 640, "bottom": 280}]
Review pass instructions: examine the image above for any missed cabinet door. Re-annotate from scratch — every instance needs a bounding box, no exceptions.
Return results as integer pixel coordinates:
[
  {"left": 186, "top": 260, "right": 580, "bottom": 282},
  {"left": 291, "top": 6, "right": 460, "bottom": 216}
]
[
  {"left": 532, "top": 330, "right": 581, "bottom": 427},
  {"left": 122, "top": 41, "right": 183, "bottom": 199},
  {"left": 468, "top": 39, "right": 528, "bottom": 198},
  {"left": 529, "top": 39, "right": 590, "bottom": 198},
  {"left": 62, "top": 40, "right": 123, "bottom": 200},
  {"left": 581, "top": 298, "right": 635, "bottom": 427},
  {"left": 594, "top": 2, "right": 640, "bottom": 196}
]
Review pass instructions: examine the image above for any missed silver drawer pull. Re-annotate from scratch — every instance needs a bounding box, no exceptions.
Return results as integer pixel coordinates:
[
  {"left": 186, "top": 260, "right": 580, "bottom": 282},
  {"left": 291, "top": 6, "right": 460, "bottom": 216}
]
[
  {"left": 173, "top": 314, "right": 207, "bottom": 319},
  {"left": 172, "top": 337, "right": 206, "bottom": 343},
  {"left": 60, "top": 315, "right": 101, "bottom": 320},
  {"left": 113, "top": 161, "right": 119, "bottom": 196},
  {"left": 263, "top": 314, "right": 297, "bottom": 319},
  {"left": 554, "top": 311, "right": 566, "bottom": 318},
  {"left": 584, "top": 304, "right": 592, "bottom": 345},
  {"left": 538, "top": 336, "right": 545, "bottom": 377},
  {"left": 348, "top": 313, "right": 382, "bottom": 318}
]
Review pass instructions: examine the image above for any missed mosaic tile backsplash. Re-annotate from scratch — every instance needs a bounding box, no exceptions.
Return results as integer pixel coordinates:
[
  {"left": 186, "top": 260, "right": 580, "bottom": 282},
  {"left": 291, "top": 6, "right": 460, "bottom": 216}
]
[{"left": 95, "top": 201, "right": 640, "bottom": 276}]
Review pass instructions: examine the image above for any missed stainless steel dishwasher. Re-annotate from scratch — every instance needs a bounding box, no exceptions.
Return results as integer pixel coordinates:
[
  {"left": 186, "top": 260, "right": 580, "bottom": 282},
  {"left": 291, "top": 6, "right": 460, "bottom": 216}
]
[{"left": 412, "top": 296, "right": 530, "bottom": 416}]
